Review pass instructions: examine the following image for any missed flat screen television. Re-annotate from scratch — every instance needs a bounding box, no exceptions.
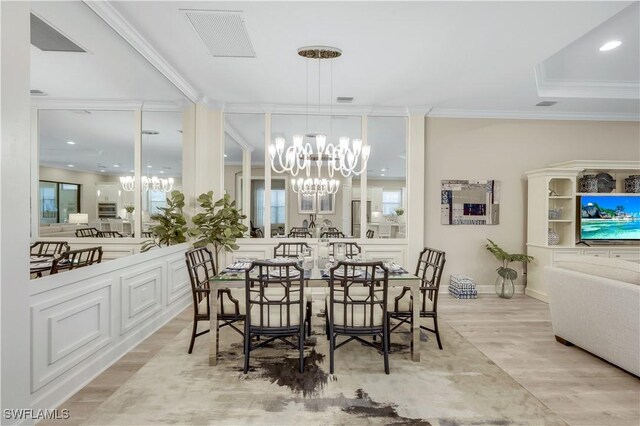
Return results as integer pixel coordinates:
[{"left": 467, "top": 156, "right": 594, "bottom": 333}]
[{"left": 579, "top": 195, "right": 640, "bottom": 242}]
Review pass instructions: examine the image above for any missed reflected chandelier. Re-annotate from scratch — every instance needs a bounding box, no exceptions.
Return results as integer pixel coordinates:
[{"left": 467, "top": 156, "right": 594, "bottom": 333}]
[
  {"left": 291, "top": 177, "right": 340, "bottom": 196},
  {"left": 120, "top": 176, "right": 174, "bottom": 193},
  {"left": 268, "top": 46, "right": 371, "bottom": 180}
]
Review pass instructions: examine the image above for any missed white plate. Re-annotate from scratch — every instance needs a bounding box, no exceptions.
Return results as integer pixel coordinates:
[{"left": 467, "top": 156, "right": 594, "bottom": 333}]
[
  {"left": 269, "top": 268, "right": 301, "bottom": 278},
  {"left": 333, "top": 269, "right": 362, "bottom": 278}
]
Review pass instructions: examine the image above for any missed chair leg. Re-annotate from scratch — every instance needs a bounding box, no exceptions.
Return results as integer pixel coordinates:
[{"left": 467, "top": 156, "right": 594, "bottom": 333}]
[
  {"left": 299, "top": 326, "right": 304, "bottom": 373},
  {"left": 433, "top": 316, "right": 443, "bottom": 350},
  {"left": 329, "top": 330, "right": 335, "bottom": 374},
  {"left": 306, "top": 301, "right": 312, "bottom": 337},
  {"left": 382, "top": 329, "right": 390, "bottom": 375},
  {"left": 188, "top": 319, "right": 198, "bottom": 354},
  {"left": 243, "top": 324, "right": 251, "bottom": 374}
]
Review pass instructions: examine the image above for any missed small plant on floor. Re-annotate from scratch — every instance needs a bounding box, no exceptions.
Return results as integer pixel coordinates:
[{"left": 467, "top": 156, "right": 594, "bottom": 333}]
[
  {"left": 190, "top": 191, "right": 248, "bottom": 270},
  {"left": 141, "top": 191, "right": 188, "bottom": 252},
  {"left": 485, "top": 239, "right": 534, "bottom": 299}
]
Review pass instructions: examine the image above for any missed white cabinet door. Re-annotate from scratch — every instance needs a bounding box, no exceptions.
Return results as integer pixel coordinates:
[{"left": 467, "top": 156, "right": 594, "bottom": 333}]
[
  {"left": 370, "top": 187, "right": 383, "bottom": 212},
  {"left": 582, "top": 250, "right": 610, "bottom": 258}
]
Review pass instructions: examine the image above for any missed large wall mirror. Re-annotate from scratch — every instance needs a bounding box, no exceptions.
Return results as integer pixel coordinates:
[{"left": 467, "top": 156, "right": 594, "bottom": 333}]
[
  {"left": 354, "top": 116, "right": 407, "bottom": 239},
  {"left": 32, "top": 2, "right": 194, "bottom": 256}
]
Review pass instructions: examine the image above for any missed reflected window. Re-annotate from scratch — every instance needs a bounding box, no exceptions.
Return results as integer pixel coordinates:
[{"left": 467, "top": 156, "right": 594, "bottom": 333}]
[
  {"left": 39, "top": 181, "right": 80, "bottom": 224},
  {"left": 382, "top": 190, "right": 402, "bottom": 215}
]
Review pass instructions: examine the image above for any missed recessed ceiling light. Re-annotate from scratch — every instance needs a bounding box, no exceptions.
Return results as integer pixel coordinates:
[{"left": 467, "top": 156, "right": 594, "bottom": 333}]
[
  {"left": 224, "top": 154, "right": 228, "bottom": 158},
  {"left": 147, "top": 165, "right": 152, "bottom": 168},
  {"left": 113, "top": 164, "right": 120, "bottom": 168},
  {"left": 380, "top": 173, "right": 385, "bottom": 177},
  {"left": 160, "top": 170, "right": 164, "bottom": 174},
  {"left": 381, "top": 168, "right": 386, "bottom": 172},
  {"left": 67, "top": 164, "right": 74, "bottom": 168},
  {"left": 129, "top": 170, "right": 134, "bottom": 173},
  {"left": 66, "top": 141, "right": 76, "bottom": 145},
  {"left": 100, "top": 169, "right": 106, "bottom": 173},
  {"left": 599, "top": 40, "right": 622, "bottom": 52}
]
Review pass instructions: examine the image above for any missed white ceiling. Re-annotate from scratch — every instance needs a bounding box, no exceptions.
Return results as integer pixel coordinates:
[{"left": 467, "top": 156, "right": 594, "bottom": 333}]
[{"left": 113, "top": 1, "right": 639, "bottom": 116}]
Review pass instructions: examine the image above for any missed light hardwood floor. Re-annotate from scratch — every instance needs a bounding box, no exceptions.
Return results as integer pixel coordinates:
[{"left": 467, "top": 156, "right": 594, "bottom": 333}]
[{"left": 45, "top": 295, "right": 639, "bottom": 425}]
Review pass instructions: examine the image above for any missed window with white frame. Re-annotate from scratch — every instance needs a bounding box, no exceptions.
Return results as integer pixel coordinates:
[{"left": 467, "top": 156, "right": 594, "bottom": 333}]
[{"left": 382, "top": 190, "right": 402, "bottom": 215}]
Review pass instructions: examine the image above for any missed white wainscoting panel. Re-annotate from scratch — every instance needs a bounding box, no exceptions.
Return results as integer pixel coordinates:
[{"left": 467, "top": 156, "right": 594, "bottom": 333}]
[
  {"left": 31, "top": 281, "right": 113, "bottom": 392},
  {"left": 167, "top": 255, "right": 190, "bottom": 306},
  {"left": 120, "top": 265, "right": 163, "bottom": 335}
]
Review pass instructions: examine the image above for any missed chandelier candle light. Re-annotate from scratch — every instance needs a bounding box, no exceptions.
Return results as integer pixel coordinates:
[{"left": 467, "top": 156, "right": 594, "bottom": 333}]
[
  {"left": 120, "top": 129, "right": 174, "bottom": 193},
  {"left": 268, "top": 46, "right": 371, "bottom": 184}
]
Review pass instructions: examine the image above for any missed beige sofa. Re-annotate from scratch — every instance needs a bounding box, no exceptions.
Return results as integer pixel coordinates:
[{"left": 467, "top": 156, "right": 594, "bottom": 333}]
[{"left": 545, "top": 255, "right": 640, "bottom": 376}]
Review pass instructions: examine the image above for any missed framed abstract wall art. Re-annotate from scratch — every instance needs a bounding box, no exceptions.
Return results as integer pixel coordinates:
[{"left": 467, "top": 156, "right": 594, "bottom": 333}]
[{"left": 441, "top": 180, "right": 500, "bottom": 225}]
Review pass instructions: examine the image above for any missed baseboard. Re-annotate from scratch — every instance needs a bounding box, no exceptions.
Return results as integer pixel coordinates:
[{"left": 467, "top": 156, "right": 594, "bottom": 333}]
[{"left": 525, "top": 287, "right": 548, "bottom": 303}]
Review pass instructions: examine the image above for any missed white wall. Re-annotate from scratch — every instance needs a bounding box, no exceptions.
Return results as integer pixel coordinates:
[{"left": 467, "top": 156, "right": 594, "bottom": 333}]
[
  {"left": 424, "top": 117, "right": 640, "bottom": 291},
  {"left": 1, "top": 1, "right": 32, "bottom": 419}
]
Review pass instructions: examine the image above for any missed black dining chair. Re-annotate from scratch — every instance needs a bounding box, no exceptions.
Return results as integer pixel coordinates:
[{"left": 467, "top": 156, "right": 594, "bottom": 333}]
[
  {"left": 50, "top": 246, "right": 103, "bottom": 274},
  {"left": 97, "top": 231, "right": 124, "bottom": 238},
  {"left": 30, "top": 241, "right": 70, "bottom": 257},
  {"left": 273, "top": 242, "right": 311, "bottom": 259},
  {"left": 327, "top": 260, "right": 390, "bottom": 374},
  {"left": 243, "top": 260, "right": 305, "bottom": 373},
  {"left": 366, "top": 229, "right": 375, "bottom": 238},
  {"left": 288, "top": 229, "right": 312, "bottom": 238},
  {"left": 185, "top": 247, "right": 245, "bottom": 354},
  {"left": 328, "top": 242, "right": 361, "bottom": 259},
  {"left": 387, "top": 247, "right": 446, "bottom": 349}
]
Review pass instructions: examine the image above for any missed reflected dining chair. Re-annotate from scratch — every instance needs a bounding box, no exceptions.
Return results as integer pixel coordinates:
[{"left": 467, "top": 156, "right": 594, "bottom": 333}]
[
  {"left": 288, "top": 229, "right": 312, "bottom": 238},
  {"left": 327, "top": 261, "right": 390, "bottom": 374},
  {"left": 243, "top": 260, "right": 305, "bottom": 373},
  {"left": 387, "top": 247, "right": 446, "bottom": 349},
  {"left": 185, "top": 247, "right": 245, "bottom": 354},
  {"left": 321, "top": 230, "right": 345, "bottom": 238},
  {"left": 273, "top": 242, "right": 311, "bottom": 259},
  {"left": 97, "top": 231, "right": 124, "bottom": 238},
  {"left": 75, "top": 228, "right": 100, "bottom": 237},
  {"left": 30, "top": 241, "right": 70, "bottom": 257},
  {"left": 328, "top": 242, "right": 361, "bottom": 259},
  {"left": 50, "top": 246, "right": 103, "bottom": 274},
  {"left": 366, "top": 229, "right": 374, "bottom": 238}
]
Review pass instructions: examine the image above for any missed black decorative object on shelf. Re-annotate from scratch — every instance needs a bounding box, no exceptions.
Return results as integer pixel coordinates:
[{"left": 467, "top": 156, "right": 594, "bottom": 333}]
[
  {"left": 578, "top": 175, "right": 598, "bottom": 193},
  {"left": 624, "top": 175, "right": 640, "bottom": 193},
  {"left": 595, "top": 172, "right": 615, "bottom": 193}
]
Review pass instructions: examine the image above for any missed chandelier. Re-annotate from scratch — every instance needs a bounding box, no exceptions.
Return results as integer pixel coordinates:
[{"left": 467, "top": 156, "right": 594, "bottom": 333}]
[
  {"left": 291, "top": 177, "right": 340, "bottom": 196},
  {"left": 120, "top": 175, "right": 174, "bottom": 192},
  {"left": 268, "top": 46, "right": 371, "bottom": 180}
]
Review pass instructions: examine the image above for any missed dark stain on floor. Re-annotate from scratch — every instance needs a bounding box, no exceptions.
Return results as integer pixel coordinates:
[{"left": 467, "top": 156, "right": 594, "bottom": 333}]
[
  {"left": 256, "top": 350, "right": 329, "bottom": 397},
  {"left": 341, "top": 389, "right": 431, "bottom": 425}
]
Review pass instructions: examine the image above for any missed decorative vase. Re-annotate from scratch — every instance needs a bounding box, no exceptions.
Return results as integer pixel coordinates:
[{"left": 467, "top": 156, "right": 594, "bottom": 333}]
[
  {"left": 548, "top": 228, "right": 560, "bottom": 246},
  {"left": 495, "top": 275, "right": 515, "bottom": 299},
  {"left": 624, "top": 175, "right": 640, "bottom": 193}
]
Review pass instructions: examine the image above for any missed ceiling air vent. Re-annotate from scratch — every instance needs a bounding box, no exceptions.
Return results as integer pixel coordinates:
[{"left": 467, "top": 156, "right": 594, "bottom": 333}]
[
  {"left": 30, "top": 13, "right": 85, "bottom": 53},
  {"left": 30, "top": 89, "right": 47, "bottom": 96},
  {"left": 336, "top": 97, "right": 354, "bottom": 103},
  {"left": 536, "top": 101, "right": 557, "bottom": 107},
  {"left": 182, "top": 10, "right": 256, "bottom": 58}
]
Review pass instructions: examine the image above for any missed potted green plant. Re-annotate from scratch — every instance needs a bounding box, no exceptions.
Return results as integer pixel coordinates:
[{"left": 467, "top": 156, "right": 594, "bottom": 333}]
[
  {"left": 485, "top": 239, "right": 534, "bottom": 299},
  {"left": 124, "top": 205, "right": 134, "bottom": 220},
  {"left": 141, "top": 191, "right": 188, "bottom": 252},
  {"left": 190, "top": 191, "right": 248, "bottom": 270}
]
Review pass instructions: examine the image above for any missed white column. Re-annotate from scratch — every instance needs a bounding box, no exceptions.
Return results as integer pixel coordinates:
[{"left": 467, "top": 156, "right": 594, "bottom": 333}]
[
  {"left": 406, "top": 108, "right": 430, "bottom": 267},
  {"left": 263, "top": 112, "right": 272, "bottom": 237},
  {"left": 133, "top": 110, "right": 142, "bottom": 238},
  {"left": 360, "top": 115, "right": 368, "bottom": 240},
  {"left": 194, "top": 100, "right": 225, "bottom": 198},
  {"left": 1, "top": 0, "right": 32, "bottom": 417},
  {"left": 242, "top": 149, "right": 251, "bottom": 229},
  {"left": 181, "top": 104, "right": 197, "bottom": 219}
]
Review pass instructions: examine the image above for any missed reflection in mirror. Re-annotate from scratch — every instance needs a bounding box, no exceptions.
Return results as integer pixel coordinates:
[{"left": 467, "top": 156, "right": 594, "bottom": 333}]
[
  {"left": 32, "top": 0, "right": 194, "bottom": 274},
  {"left": 271, "top": 114, "right": 361, "bottom": 238},
  {"left": 355, "top": 116, "right": 407, "bottom": 239},
  {"left": 39, "top": 110, "right": 135, "bottom": 237},
  {"left": 224, "top": 114, "right": 265, "bottom": 238},
  {"left": 140, "top": 110, "right": 184, "bottom": 235}
]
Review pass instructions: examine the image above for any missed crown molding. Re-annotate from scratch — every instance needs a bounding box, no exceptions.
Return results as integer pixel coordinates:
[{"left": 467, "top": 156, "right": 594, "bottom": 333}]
[
  {"left": 224, "top": 123, "right": 255, "bottom": 152},
  {"left": 83, "top": 1, "right": 199, "bottom": 103},
  {"left": 198, "top": 96, "right": 225, "bottom": 110},
  {"left": 31, "top": 98, "right": 186, "bottom": 112},
  {"left": 535, "top": 63, "right": 640, "bottom": 100},
  {"left": 428, "top": 107, "right": 640, "bottom": 122},
  {"left": 224, "top": 103, "right": 409, "bottom": 116},
  {"left": 406, "top": 106, "right": 433, "bottom": 116}
]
